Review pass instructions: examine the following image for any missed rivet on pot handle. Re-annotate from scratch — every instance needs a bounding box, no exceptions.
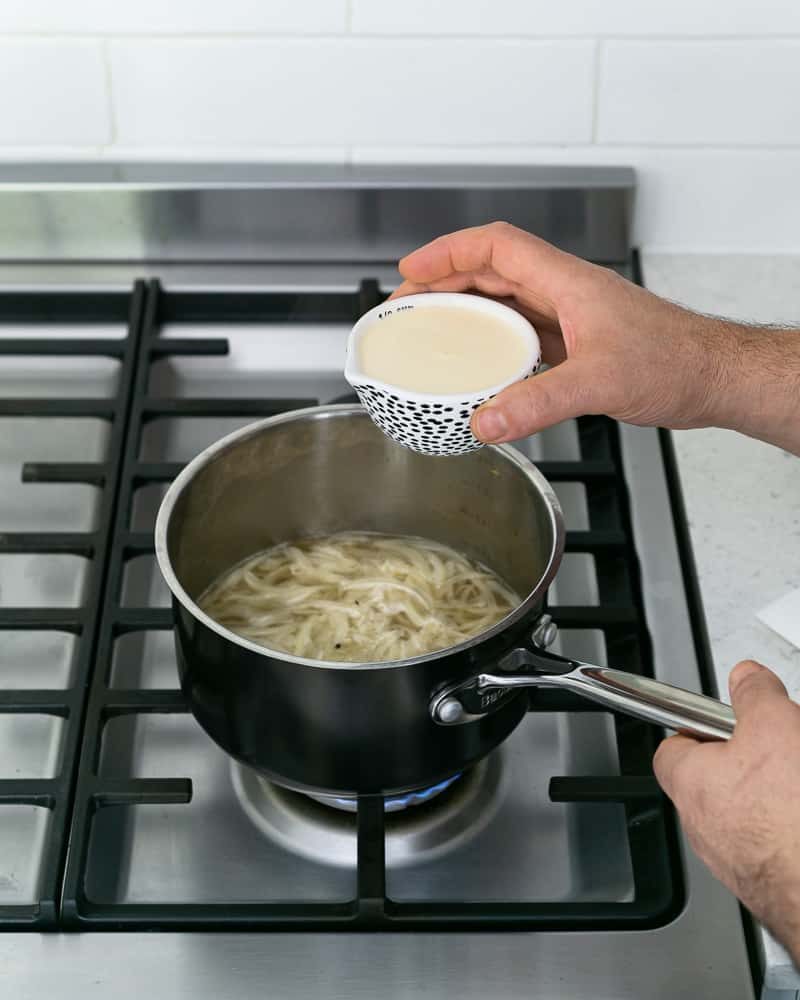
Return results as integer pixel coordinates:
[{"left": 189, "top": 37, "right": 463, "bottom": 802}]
[{"left": 430, "top": 615, "right": 736, "bottom": 742}]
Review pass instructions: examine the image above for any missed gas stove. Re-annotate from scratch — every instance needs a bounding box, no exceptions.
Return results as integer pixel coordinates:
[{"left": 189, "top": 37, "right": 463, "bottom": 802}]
[{"left": 0, "top": 165, "right": 758, "bottom": 998}]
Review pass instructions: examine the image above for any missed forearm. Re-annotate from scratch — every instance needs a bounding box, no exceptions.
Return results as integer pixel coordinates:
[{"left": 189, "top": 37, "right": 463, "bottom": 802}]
[
  {"left": 708, "top": 321, "right": 800, "bottom": 455},
  {"left": 393, "top": 222, "right": 800, "bottom": 449}
]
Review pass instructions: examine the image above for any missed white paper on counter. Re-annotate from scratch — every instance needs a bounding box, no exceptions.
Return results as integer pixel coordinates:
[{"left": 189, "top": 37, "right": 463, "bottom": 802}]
[{"left": 757, "top": 588, "right": 800, "bottom": 650}]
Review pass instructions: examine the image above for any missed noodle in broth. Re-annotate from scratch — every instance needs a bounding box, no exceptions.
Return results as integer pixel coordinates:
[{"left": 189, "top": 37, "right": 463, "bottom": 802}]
[{"left": 199, "top": 532, "right": 519, "bottom": 663}]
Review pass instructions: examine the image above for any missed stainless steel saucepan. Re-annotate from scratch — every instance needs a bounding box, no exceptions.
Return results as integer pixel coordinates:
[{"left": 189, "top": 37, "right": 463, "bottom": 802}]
[{"left": 155, "top": 405, "right": 734, "bottom": 797}]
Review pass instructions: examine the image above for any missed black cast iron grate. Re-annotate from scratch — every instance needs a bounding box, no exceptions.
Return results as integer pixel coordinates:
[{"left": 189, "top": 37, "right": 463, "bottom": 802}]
[
  {"left": 0, "top": 286, "right": 146, "bottom": 928},
  {"left": 50, "top": 274, "right": 683, "bottom": 931}
]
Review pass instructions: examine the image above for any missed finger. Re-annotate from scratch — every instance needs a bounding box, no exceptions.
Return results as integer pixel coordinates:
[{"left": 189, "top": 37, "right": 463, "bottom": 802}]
[
  {"left": 471, "top": 360, "right": 594, "bottom": 442},
  {"left": 391, "top": 269, "right": 518, "bottom": 301},
  {"left": 388, "top": 280, "right": 430, "bottom": 300},
  {"left": 652, "top": 733, "right": 702, "bottom": 801},
  {"left": 398, "top": 222, "right": 574, "bottom": 323},
  {"left": 388, "top": 274, "right": 484, "bottom": 298},
  {"left": 728, "top": 659, "right": 789, "bottom": 724}
]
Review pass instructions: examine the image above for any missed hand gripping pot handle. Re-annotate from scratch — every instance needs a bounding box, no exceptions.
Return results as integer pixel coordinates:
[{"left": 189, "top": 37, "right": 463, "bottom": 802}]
[{"left": 430, "top": 616, "right": 736, "bottom": 742}]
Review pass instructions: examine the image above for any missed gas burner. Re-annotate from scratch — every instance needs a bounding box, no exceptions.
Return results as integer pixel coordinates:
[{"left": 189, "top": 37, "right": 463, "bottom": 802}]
[
  {"left": 305, "top": 773, "right": 463, "bottom": 814},
  {"left": 231, "top": 752, "right": 505, "bottom": 868}
]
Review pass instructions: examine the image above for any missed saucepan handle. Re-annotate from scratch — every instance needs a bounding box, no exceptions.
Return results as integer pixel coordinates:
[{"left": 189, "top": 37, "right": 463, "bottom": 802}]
[
  {"left": 430, "top": 618, "right": 736, "bottom": 742},
  {"left": 527, "top": 653, "right": 735, "bottom": 741}
]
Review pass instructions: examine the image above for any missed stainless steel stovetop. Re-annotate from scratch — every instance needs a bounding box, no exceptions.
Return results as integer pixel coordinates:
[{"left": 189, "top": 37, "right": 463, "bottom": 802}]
[{"left": 0, "top": 165, "right": 758, "bottom": 999}]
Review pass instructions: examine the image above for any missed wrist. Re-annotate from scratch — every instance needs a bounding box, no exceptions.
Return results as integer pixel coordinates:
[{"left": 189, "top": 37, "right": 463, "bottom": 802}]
[{"left": 701, "top": 322, "right": 800, "bottom": 454}]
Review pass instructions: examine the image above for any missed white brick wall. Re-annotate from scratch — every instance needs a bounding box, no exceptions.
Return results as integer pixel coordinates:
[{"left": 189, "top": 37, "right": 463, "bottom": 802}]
[
  {"left": 1, "top": 0, "right": 799, "bottom": 251},
  {"left": 351, "top": 0, "right": 800, "bottom": 37},
  {"left": 599, "top": 41, "right": 800, "bottom": 146},
  {"left": 0, "top": 40, "right": 109, "bottom": 146},
  {"left": 109, "top": 39, "right": 594, "bottom": 148},
  {"left": 0, "top": 1, "right": 346, "bottom": 34}
]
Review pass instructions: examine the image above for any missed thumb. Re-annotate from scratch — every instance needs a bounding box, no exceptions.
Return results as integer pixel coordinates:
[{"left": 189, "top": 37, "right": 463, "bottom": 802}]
[
  {"left": 728, "top": 659, "right": 788, "bottom": 723},
  {"left": 472, "top": 361, "right": 595, "bottom": 443}
]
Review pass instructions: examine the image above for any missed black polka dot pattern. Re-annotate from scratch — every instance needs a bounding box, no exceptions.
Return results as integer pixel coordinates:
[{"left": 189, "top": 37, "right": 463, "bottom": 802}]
[{"left": 351, "top": 362, "right": 540, "bottom": 456}]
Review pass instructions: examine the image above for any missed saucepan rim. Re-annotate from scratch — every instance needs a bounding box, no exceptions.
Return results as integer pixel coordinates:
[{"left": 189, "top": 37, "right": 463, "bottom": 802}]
[{"left": 154, "top": 404, "right": 565, "bottom": 672}]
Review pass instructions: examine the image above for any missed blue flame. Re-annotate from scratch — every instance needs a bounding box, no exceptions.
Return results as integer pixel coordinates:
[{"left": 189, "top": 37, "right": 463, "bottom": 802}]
[
  {"left": 322, "top": 772, "right": 463, "bottom": 813},
  {"left": 377, "top": 772, "right": 463, "bottom": 813}
]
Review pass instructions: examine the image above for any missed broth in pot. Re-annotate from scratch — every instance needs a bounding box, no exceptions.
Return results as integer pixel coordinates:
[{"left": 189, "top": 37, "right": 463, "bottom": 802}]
[{"left": 199, "top": 531, "right": 520, "bottom": 663}]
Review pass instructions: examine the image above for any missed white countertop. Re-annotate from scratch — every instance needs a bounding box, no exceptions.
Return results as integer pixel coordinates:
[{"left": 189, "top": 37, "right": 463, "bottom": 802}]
[
  {"left": 642, "top": 254, "right": 800, "bottom": 695},
  {"left": 642, "top": 252, "right": 800, "bottom": 991}
]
